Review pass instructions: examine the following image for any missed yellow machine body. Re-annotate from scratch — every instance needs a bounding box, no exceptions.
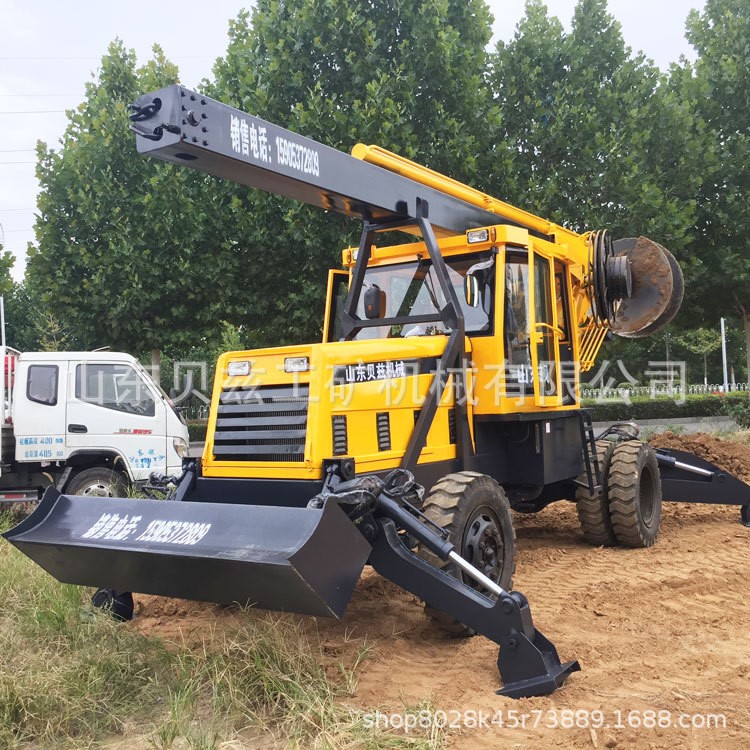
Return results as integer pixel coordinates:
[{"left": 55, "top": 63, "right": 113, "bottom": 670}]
[{"left": 202, "top": 221, "right": 608, "bottom": 480}]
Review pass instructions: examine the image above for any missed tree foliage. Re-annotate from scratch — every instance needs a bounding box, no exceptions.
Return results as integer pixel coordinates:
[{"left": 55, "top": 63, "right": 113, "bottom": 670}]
[
  {"left": 27, "top": 41, "right": 243, "bottom": 357},
  {"left": 492, "top": 0, "right": 701, "bottom": 246},
  {"left": 680, "top": 0, "right": 750, "bottom": 378},
  {"left": 19, "top": 0, "right": 750, "bottom": 383},
  {"left": 206, "top": 0, "right": 499, "bottom": 344}
]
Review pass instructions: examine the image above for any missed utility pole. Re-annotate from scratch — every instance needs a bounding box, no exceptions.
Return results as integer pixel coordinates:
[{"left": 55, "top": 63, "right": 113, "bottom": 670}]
[{"left": 721, "top": 318, "right": 729, "bottom": 392}]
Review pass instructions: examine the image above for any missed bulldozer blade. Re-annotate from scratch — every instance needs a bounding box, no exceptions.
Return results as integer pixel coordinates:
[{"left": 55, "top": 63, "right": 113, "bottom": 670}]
[{"left": 3, "top": 487, "right": 371, "bottom": 618}]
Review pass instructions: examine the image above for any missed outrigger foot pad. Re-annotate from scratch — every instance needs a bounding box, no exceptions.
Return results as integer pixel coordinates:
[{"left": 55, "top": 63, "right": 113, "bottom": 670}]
[
  {"left": 496, "top": 628, "right": 580, "bottom": 698},
  {"left": 91, "top": 588, "right": 134, "bottom": 622}
]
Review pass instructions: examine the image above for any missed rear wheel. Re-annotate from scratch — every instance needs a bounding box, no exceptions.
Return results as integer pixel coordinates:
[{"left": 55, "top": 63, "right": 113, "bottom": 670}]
[
  {"left": 417, "top": 471, "right": 515, "bottom": 636},
  {"left": 575, "top": 439, "right": 617, "bottom": 546},
  {"left": 66, "top": 466, "right": 127, "bottom": 498},
  {"left": 607, "top": 440, "right": 662, "bottom": 547}
]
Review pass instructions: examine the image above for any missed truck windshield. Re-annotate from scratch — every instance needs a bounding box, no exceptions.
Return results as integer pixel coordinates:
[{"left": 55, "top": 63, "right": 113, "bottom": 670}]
[{"left": 353, "top": 252, "right": 495, "bottom": 339}]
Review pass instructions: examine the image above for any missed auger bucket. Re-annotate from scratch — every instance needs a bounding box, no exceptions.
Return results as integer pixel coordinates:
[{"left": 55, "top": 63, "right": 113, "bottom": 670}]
[{"left": 3, "top": 487, "right": 371, "bottom": 618}]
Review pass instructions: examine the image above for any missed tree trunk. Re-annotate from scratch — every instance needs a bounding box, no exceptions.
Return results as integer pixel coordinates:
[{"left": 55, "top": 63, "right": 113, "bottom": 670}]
[{"left": 151, "top": 348, "right": 161, "bottom": 388}]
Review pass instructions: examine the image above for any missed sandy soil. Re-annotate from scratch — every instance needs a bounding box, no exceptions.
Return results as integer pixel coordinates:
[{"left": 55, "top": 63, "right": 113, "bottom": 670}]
[{"left": 132, "top": 433, "right": 750, "bottom": 749}]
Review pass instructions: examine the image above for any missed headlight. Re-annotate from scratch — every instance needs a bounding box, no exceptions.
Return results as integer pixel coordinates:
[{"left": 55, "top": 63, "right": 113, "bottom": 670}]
[
  {"left": 284, "top": 356, "right": 310, "bottom": 373},
  {"left": 227, "top": 360, "right": 251, "bottom": 377},
  {"left": 467, "top": 228, "right": 490, "bottom": 244},
  {"left": 173, "top": 437, "right": 189, "bottom": 458}
]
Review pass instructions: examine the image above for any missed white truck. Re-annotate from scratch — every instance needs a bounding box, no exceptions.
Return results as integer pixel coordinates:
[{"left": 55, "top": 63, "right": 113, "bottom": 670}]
[{"left": 0, "top": 349, "right": 190, "bottom": 501}]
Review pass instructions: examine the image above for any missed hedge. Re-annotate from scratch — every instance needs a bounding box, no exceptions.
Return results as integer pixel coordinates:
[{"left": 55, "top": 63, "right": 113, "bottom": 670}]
[
  {"left": 582, "top": 393, "right": 749, "bottom": 423},
  {"left": 187, "top": 421, "right": 208, "bottom": 442}
]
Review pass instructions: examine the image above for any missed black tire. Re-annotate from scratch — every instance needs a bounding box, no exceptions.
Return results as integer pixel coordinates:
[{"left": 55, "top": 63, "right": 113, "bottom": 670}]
[
  {"left": 607, "top": 440, "right": 662, "bottom": 548},
  {"left": 575, "top": 439, "right": 617, "bottom": 546},
  {"left": 417, "top": 471, "right": 515, "bottom": 636},
  {"left": 66, "top": 466, "right": 127, "bottom": 498}
]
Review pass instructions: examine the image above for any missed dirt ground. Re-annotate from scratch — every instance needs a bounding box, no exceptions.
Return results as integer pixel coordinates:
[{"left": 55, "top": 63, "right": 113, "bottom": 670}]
[{"left": 132, "top": 433, "right": 750, "bottom": 749}]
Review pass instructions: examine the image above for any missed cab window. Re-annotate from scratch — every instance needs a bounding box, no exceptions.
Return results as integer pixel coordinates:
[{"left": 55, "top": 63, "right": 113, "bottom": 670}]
[
  {"left": 27, "top": 365, "right": 58, "bottom": 406},
  {"left": 353, "top": 252, "right": 495, "bottom": 339},
  {"left": 75, "top": 363, "right": 155, "bottom": 417}
]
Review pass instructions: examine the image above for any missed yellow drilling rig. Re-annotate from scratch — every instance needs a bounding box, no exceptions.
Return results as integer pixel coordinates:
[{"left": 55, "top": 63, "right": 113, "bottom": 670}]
[{"left": 7, "top": 86, "right": 750, "bottom": 698}]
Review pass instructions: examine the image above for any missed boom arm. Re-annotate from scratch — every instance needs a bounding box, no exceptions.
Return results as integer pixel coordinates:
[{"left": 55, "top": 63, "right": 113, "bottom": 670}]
[
  {"left": 129, "top": 85, "right": 505, "bottom": 237},
  {"left": 129, "top": 85, "right": 682, "bottom": 338}
]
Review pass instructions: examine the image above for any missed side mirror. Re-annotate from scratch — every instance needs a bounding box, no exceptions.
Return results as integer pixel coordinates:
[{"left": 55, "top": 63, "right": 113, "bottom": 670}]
[
  {"left": 464, "top": 256, "right": 495, "bottom": 309},
  {"left": 364, "top": 284, "right": 386, "bottom": 319},
  {"left": 464, "top": 273, "right": 480, "bottom": 308}
]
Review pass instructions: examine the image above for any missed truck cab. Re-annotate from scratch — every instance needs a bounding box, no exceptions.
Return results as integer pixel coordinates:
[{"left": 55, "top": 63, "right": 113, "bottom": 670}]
[{"left": 1, "top": 351, "right": 189, "bottom": 501}]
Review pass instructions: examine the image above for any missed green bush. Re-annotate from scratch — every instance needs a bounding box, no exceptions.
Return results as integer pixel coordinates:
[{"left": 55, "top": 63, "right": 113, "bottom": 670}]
[
  {"left": 582, "top": 393, "right": 748, "bottom": 423},
  {"left": 723, "top": 397, "right": 750, "bottom": 429},
  {"left": 187, "top": 420, "right": 208, "bottom": 442}
]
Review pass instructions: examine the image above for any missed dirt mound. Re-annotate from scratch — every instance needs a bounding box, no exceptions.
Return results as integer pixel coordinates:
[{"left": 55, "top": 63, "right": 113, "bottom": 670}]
[{"left": 649, "top": 431, "right": 750, "bottom": 481}]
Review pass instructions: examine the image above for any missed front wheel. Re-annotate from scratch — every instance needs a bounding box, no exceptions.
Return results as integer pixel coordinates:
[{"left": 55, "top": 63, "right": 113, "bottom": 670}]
[
  {"left": 417, "top": 471, "right": 515, "bottom": 636},
  {"left": 66, "top": 466, "right": 128, "bottom": 498}
]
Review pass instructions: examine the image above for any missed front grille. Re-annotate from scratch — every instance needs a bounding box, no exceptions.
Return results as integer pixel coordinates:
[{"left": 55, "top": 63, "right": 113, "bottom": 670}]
[{"left": 213, "top": 384, "right": 308, "bottom": 462}]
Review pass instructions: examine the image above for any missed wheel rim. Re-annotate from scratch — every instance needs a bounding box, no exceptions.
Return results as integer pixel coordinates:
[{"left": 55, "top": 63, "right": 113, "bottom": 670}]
[
  {"left": 462, "top": 505, "right": 505, "bottom": 587},
  {"left": 78, "top": 481, "right": 117, "bottom": 497},
  {"left": 639, "top": 464, "right": 658, "bottom": 525}
]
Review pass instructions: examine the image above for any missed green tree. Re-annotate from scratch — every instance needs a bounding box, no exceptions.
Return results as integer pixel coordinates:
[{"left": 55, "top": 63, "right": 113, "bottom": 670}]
[
  {"left": 673, "top": 327, "right": 722, "bottom": 385},
  {"left": 207, "top": 0, "right": 500, "bottom": 344},
  {"left": 3, "top": 283, "right": 40, "bottom": 351},
  {"left": 680, "top": 0, "right": 750, "bottom": 380},
  {"left": 493, "top": 0, "right": 701, "bottom": 245},
  {"left": 26, "top": 41, "right": 243, "bottom": 367},
  {"left": 493, "top": 0, "right": 705, "bottom": 375},
  {"left": 0, "top": 242, "right": 15, "bottom": 298}
]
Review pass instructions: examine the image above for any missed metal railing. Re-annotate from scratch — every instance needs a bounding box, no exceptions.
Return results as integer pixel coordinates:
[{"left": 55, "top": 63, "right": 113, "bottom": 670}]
[{"left": 581, "top": 383, "right": 748, "bottom": 402}]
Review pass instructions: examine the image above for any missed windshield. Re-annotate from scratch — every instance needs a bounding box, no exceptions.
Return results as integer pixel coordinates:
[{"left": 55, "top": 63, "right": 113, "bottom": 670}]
[{"left": 352, "top": 252, "right": 495, "bottom": 339}]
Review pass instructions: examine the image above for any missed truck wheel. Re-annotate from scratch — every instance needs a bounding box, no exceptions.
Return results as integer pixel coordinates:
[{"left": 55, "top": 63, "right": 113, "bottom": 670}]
[
  {"left": 66, "top": 467, "right": 127, "bottom": 498},
  {"left": 575, "top": 439, "right": 617, "bottom": 546},
  {"left": 417, "top": 471, "right": 515, "bottom": 636},
  {"left": 607, "top": 440, "right": 662, "bottom": 548}
]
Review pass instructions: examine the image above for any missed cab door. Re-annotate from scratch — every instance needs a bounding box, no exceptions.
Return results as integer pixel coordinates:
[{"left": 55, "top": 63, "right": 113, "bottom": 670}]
[
  {"left": 65, "top": 360, "right": 169, "bottom": 478},
  {"left": 14, "top": 360, "right": 68, "bottom": 462},
  {"left": 528, "top": 242, "right": 564, "bottom": 407},
  {"left": 323, "top": 269, "right": 350, "bottom": 343}
]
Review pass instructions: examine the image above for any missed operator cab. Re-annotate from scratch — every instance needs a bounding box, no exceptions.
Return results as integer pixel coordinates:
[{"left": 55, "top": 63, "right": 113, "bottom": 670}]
[{"left": 324, "top": 225, "right": 577, "bottom": 411}]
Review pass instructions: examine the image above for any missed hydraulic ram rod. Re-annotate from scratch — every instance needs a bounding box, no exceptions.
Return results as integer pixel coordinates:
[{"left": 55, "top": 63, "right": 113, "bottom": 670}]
[{"left": 129, "top": 85, "right": 504, "bottom": 237}]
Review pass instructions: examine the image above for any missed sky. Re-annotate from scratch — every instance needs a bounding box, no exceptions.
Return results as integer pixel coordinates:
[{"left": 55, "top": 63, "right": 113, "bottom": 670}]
[{"left": 0, "top": 0, "right": 704, "bottom": 283}]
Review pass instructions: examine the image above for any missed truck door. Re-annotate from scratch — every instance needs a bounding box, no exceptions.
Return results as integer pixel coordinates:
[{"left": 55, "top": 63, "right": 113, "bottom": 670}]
[
  {"left": 14, "top": 361, "right": 68, "bottom": 461},
  {"left": 528, "top": 243, "right": 564, "bottom": 408},
  {"left": 65, "top": 361, "right": 169, "bottom": 479}
]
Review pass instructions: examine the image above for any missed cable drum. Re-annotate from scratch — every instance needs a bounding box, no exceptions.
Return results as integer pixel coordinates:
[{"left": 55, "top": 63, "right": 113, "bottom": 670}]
[
  {"left": 588, "top": 230, "right": 632, "bottom": 324},
  {"left": 588, "top": 233, "right": 683, "bottom": 337},
  {"left": 609, "top": 237, "right": 684, "bottom": 338}
]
